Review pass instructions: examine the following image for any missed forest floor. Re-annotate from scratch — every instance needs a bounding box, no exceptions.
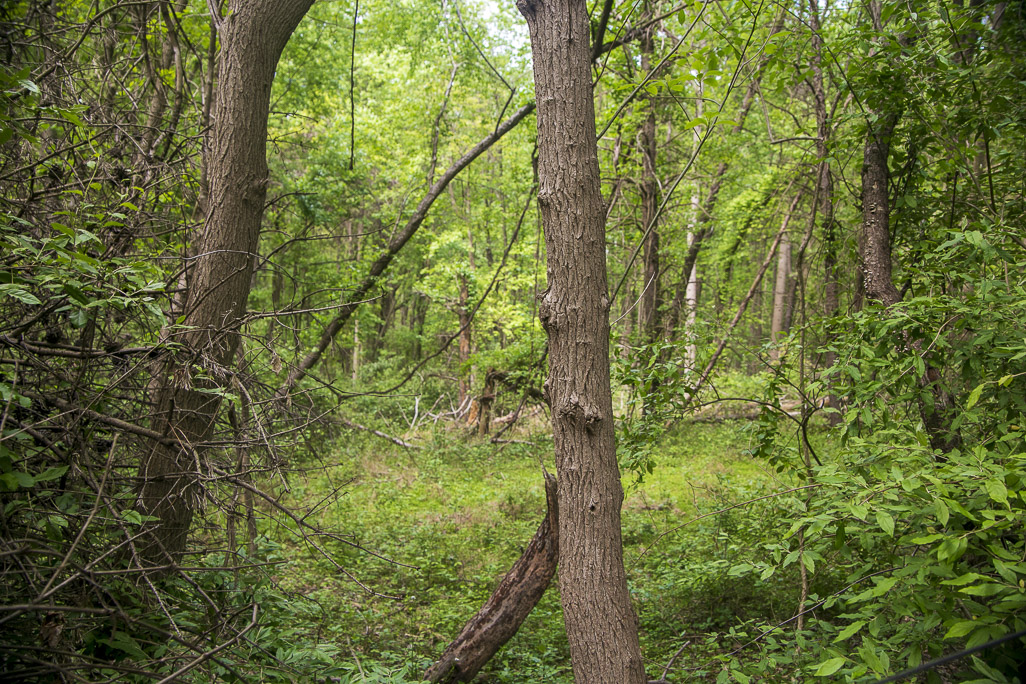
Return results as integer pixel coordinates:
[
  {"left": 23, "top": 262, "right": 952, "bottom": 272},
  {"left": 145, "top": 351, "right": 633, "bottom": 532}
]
[{"left": 270, "top": 418, "right": 836, "bottom": 682}]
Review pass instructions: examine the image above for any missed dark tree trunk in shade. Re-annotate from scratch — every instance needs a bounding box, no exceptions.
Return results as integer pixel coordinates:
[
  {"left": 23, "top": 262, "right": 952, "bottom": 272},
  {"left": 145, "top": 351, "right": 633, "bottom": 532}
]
[
  {"left": 136, "top": 0, "right": 314, "bottom": 567},
  {"left": 859, "top": 109, "right": 961, "bottom": 454},
  {"left": 516, "top": 0, "right": 647, "bottom": 681},
  {"left": 638, "top": 19, "right": 660, "bottom": 339}
]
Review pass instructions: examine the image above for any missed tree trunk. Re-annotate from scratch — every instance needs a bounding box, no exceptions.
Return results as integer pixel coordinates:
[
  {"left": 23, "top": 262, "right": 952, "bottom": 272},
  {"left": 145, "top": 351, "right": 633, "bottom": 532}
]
[
  {"left": 424, "top": 472, "right": 558, "bottom": 683},
  {"left": 683, "top": 80, "right": 703, "bottom": 371},
  {"left": 860, "top": 113, "right": 903, "bottom": 309},
  {"left": 136, "top": 0, "right": 314, "bottom": 568},
  {"left": 457, "top": 272, "right": 472, "bottom": 410},
  {"left": 770, "top": 229, "right": 792, "bottom": 358},
  {"left": 477, "top": 369, "right": 500, "bottom": 437},
  {"left": 638, "top": 18, "right": 660, "bottom": 340},
  {"left": 859, "top": 108, "right": 961, "bottom": 454},
  {"left": 516, "top": 0, "right": 646, "bottom": 681},
  {"left": 809, "top": 0, "right": 840, "bottom": 422}
]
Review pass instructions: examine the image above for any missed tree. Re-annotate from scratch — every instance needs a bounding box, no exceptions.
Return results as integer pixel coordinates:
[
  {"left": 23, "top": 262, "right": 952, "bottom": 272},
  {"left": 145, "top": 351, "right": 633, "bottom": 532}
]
[
  {"left": 516, "top": 0, "right": 646, "bottom": 681},
  {"left": 856, "top": 1, "right": 960, "bottom": 454},
  {"left": 137, "top": 0, "right": 314, "bottom": 566}
]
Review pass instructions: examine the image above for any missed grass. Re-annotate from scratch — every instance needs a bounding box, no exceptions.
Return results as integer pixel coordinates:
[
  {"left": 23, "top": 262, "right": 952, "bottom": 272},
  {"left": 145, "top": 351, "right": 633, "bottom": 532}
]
[{"left": 263, "top": 419, "right": 823, "bottom": 682}]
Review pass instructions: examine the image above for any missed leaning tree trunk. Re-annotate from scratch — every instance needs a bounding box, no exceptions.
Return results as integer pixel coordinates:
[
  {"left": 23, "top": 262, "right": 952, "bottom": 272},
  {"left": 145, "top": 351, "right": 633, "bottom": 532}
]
[
  {"left": 424, "top": 472, "right": 559, "bottom": 683},
  {"left": 516, "top": 0, "right": 646, "bottom": 681},
  {"left": 136, "top": 0, "right": 314, "bottom": 568}
]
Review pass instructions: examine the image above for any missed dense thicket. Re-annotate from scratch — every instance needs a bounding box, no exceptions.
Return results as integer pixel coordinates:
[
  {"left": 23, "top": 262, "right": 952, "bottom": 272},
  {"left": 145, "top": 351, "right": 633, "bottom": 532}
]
[{"left": 1, "top": 0, "right": 1024, "bottom": 681}]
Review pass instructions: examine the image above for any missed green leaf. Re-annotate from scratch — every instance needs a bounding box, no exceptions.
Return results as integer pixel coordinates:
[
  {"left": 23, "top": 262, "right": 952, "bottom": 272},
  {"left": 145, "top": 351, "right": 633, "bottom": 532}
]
[
  {"left": 935, "top": 499, "right": 950, "bottom": 526},
  {"left": 871, "top": 576, "right": 899, "bottom": 597},
  {"left": 992, "top": 559, "right": 1019, "bottom": 584},
  {"left": 943, "top": 620, "right": 977, "bottom": 639},
  {"left": 941, "top": 572, "right": 983, "bottom": 586},
  {"left": 0, "top": 284, "right": 41, "bottom": 305},
  {"left": 834, "top": 620, "right": 867, "bottom": 642},
  {"left": 102, "top": 631, "right": 148, "bottom": 660},
  {"left": 860, "top": 643, "right": 886, "bottom": 674},
  {"left": 966, "top": 383, "right": 985, "bottom": 409},
  {"left": 62, "top": 282, "right": 89, "bottom": 304},
  {"left": 938, "top": 537, "right": 969, "bottom": 562},
  {"left": 985, "top": 478, "right": 1008, "bottom": 505},
  {"left": 960, "top": 583, "right": 1006, "bottom": 596},
  {"left": 35, "top": 466, "right": 67, "bottom": 482},
  {"left": 876, "top": 510, "right": 895, "bottom": 536},
  {"left": 121, "top": 509, "right": 143, "bottom": 525},
  {"left": 813, "top": 657, "right": 847, "bottom": 677}
]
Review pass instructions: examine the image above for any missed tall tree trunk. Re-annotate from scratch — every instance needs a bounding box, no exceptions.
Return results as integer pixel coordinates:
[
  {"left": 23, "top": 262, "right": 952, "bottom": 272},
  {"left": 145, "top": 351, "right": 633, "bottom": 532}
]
[
  {"left": 859, "top": 108, "right": 961, "bottom": 454},
  {"left": 516, "top": 0, "right": 646, "bottom": 681},
  {"left": 857, "top": 0, "right": 960, "bottom": 454},
  {"left": 683, "top": 80, "right": 703, "bottom": 371},
  {"left": 770, "top": 230, "right": 792, "bottom": 358},
  {"left": 457, "top": 272, "right": 472, "bottom": 410},
  {"left": 638, "top": 17, "right": 660, "bottom": 340},
  {"left": 808, "top": 0, "right": 840, "bottom": 421},
  {"left": 136, "top": 0, "right": 314, "bottom": 568}
]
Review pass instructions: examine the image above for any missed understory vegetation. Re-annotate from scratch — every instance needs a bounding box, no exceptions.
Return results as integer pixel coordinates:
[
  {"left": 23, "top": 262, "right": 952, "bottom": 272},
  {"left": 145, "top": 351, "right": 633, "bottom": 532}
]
[{"left": 1, "top": 0, "right": 1024, "bottom": 681}]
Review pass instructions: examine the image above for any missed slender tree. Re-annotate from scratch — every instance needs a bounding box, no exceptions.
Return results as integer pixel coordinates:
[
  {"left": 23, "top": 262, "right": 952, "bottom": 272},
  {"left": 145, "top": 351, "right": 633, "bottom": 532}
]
[{"left": 516, "top": 0, "right": 646, "bottom": 680}]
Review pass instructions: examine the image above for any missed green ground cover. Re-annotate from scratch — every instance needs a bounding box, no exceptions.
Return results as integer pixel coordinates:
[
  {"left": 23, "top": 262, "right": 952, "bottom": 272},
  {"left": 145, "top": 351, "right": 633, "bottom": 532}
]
[{"left": 264, "top": 420, "right": 824, "bottom": 682}]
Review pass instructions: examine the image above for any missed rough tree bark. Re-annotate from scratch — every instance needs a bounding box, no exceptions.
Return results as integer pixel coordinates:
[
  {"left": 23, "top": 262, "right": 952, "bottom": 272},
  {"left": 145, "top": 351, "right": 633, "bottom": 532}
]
[
  {"left": 859, "top": 103, "right": 961, "bottom": 454},
  {"left": 516, "top": 0, "right": 646, "bottom": 681},
  {"left": 424, "top": 473, "right": 558, "bottom": 683},
  {"left": 136, "top": 0, "right": 314, "bottom": 567},
  {"left": 858, "top": 0, "right": 960, "bottom": 455}
]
